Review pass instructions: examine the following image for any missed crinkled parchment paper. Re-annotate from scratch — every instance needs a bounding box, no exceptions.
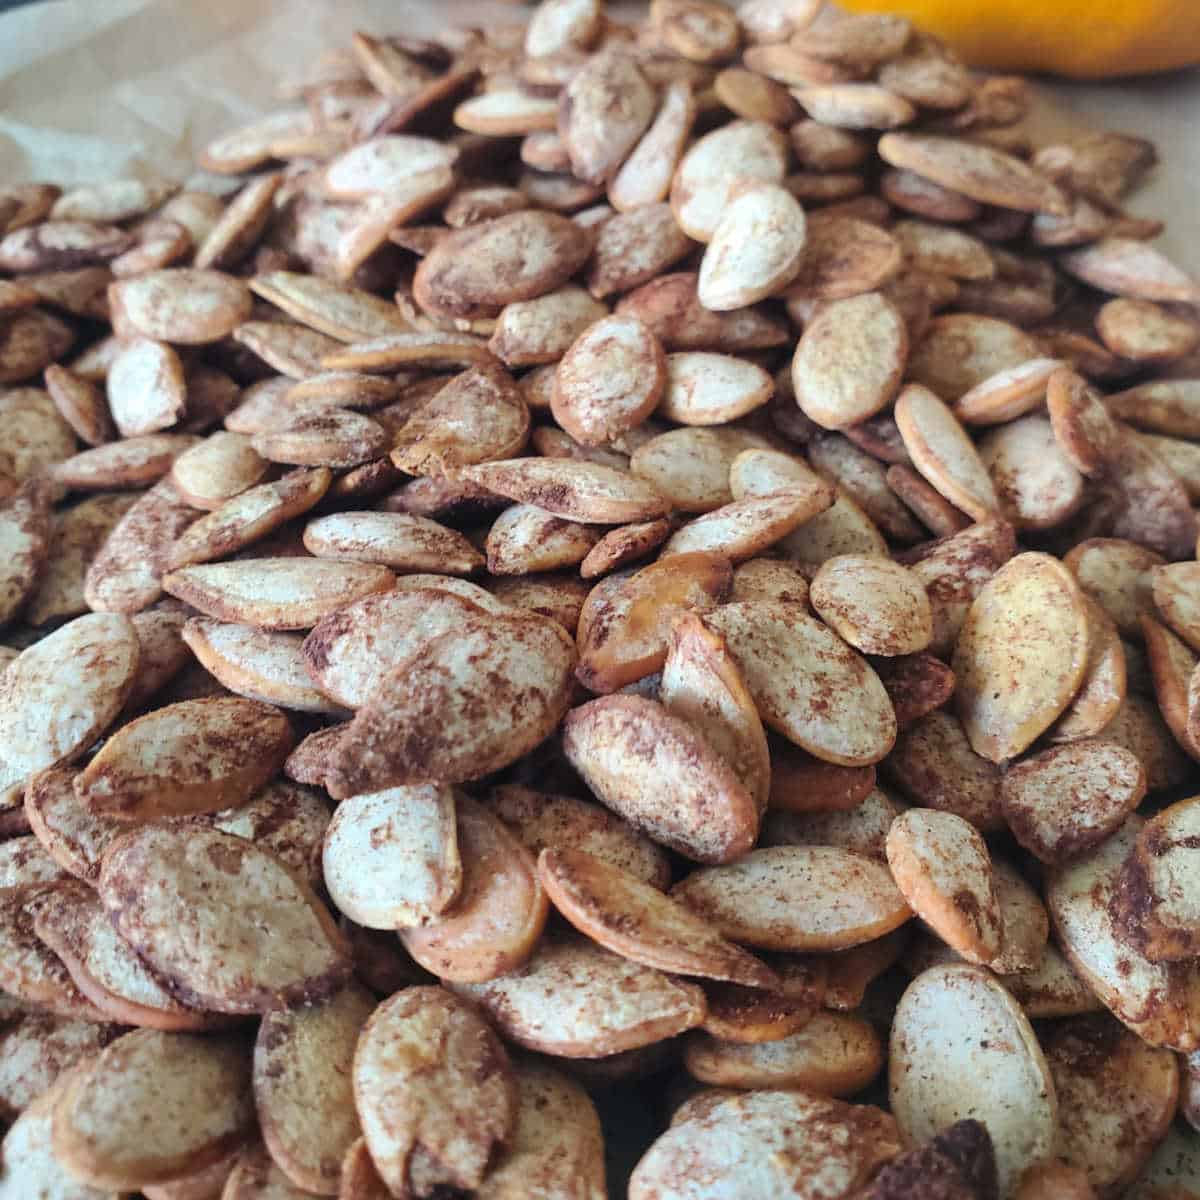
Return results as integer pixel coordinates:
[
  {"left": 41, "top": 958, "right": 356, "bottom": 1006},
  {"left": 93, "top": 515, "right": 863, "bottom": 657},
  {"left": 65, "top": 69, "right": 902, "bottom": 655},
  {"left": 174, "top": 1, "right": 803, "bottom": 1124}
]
[{"left": 0, "top": 0, "right": 1197, "bottom": 272}]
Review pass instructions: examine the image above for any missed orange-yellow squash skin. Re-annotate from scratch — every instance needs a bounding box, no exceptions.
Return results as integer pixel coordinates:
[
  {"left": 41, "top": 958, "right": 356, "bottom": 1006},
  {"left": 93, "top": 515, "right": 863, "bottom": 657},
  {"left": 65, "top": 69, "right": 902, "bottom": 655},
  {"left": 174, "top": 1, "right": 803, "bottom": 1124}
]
[{"left": 838, "top": 0, "right": 1200, "bottom": 79}]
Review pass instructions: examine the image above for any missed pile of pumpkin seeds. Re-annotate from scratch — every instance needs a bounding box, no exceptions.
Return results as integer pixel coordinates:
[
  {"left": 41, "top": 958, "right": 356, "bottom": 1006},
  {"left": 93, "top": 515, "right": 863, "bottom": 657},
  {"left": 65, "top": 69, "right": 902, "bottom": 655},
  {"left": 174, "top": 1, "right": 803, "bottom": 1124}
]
[{"left": 2, "top": 0, "right": 1200, "bottom": 1196}]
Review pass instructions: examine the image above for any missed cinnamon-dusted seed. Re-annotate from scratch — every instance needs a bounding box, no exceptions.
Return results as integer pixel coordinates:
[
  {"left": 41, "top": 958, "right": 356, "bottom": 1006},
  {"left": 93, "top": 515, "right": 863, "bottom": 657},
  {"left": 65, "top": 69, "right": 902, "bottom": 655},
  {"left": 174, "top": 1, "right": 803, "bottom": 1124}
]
[
  {"left": 474, "top": 1062, "right": 606, "bottom": 1200},
  {"left": 180, "top": 619, "right": 343, "bottom": 715},
  {"left": 169, "top": 433, "right": 266, "bottom": 511},
  {"left": 672, "top": 845, "right": 911, "bottom": 952},
  {"left": 562, "top": 694, "right": 759, "bottom": 863},
  {"left": 670, "top": 120, "right": 789, "bottom": 242},
  {"left": 0, "top": 308, "right": 75, "bottom": 384},
  {"left": 698, "top": 182, "right": 806, "bottom": 311},
  {"left": 617, "top": 270, "right": 789, "bottom": 351},
  {"left": 559, "top": 47, "right": 656, "bottom": 185},
  {"left": 109, "top": 269, "right": 252, "bottom": 345},
  {"left": 886, "top": 807, "right": 1002, "bottom": 965},
  {"left": 632, "top": 1089, "right": 900, "bottom": 1200},
  {"left": 0, "top": 220, "right": 133, "bottom": 273},
  {"left": 1059, "top": 237, "right": 1200, "bottom": 305},
  {"left": 551, "top": 314, "right": 665, "bottom": 446},
  {"left": 879, "top": 131, "right": 1069, "bottom": 215},
  {"left": 609, "top": 80, "right": 697, "bottom": 213},
  {"left": 1047, "top": 818, "right": 1199, "bottom": 1051},
  {"left": 793, "top": 83, "right": 917, "bottom": 130},
  {"left": 460, "top": 457, "right": 671, "bottom": 523},
  {"left": 1064, "top": 537, "right": 1163, "bottom": 640},
  {"left": 254, "top": 987, "right": 375, "bottom": 1192},
  {"left": 698, "top": 979, "right": 820, "bottom": 1044},
  {"left": 351, "top": 987, "right": 516, "bottom": 1200},
  {"left": 485, "top": 504, "right": 597, "bottom": 575},
  {"left": 322, "top": 135, "right": 456, "bottom": 199},
  {"left": 705, "top": 598, "right": 897, "bottom": 767},
  {"left": 325, "top": 614, "right": 576, "bottom": 796},
  {"left": 874, "top": 652, "right": 957, "bottom": 730},
  {"left": 301, "top": 586, "right": 493, "bottom": 709},
  {"left": 714, "top": 66, "right": 800, "bottom": 124},
  {"left": 234, "top": 320, "right": 344, "bottom": 378},
  {"left": 540, "top": 847, "right": 776, "bottom": 987},
  {"left": 882, "top": 167, "right": 980, "bottom": 220},
  {"left": 252, "top": 409, "right": 388, "bottom": 469},
  {"left": 163, "top": 558, "right": 394, "bottom": 630},
  {"left": 783, "top": 212, "right": 902, "bottom": 301},
  {"left": 50, "top": 1030, "right": 255, "bottom": 1191},
  {"left": 1043, "top": 1014, "right": 1180, "bottom": 1198},
  {"left": 322, "top": 330, "right": 497, "bottom": 372},
  {"left": 631, "top": 427, "right": 761, "bottom": 511},
  {"left": 488, "top": 285, "right": 607, "bottom": 367},
  {"left": 0, "top": 885, "right": 107, "bottom": 1020},
  {"left": 586, "top": 203, "right": 693, "bottom": 300},
  {"left": 0, "top": 1012, "right": 117, "bottom": 1125},
  {"left": 807, "top": 431, "right": 925, "bottom": 543},
  {"left": 1106, "top": 379, "right": 1200, "bottom": 438},
  {"left": 100, "top": 825, "right": 350, "bottom": 1014},
  {"left": 251, "top": 271, "right": 410, "bottom": 342},
  {"left": 792, "top": 292, "right": 907, "bottom": 430},
  {"left": 304, "top": 510, "right": 483, "bottom": 574},
  {"left": 485, "top": 783, "right": 671, "bottom": 890},
  {"left": 1096, "top": 298, "right": 1200, "bottom": 363},
  {"left": 414, "top": 209, "right": 593, "bottom": 318},
  {"left": 980, "top": 414, "right": 1086, "bottom": 531},
  {"left": 0, "top": 613, "right": 138, "bottom": 800},
  {"left": 53, "top": 433, "right": 198, "bottom": 492},
  {"left": 764, "top": 787, "right": 902, "bottom": 862},
  {"left": 0, "top": 1066, "right": 125, "bottom": 1198},
  {"left": 889, "top": 964, "right": 1057, "bottom": 1196},
  {"left": 768, "top": 744, "right": 878, "bottom": 815},
  {"left": 30, "top": 880, "right": 215, "bottom": 1032},
  {"left": 1045, "top": 368, "right": 1129, "bottom": 473},
  {"left": 811, "top": 556, "right": 932, "bottom": 656},
  {"left": 728, "top": 448, "right": 834, "bottom": 515},
  {"left": 452, "top": 931, "right": 706, "bottom": 1057},
  {"left": 683, "top": 1010, "right": 883, "bottom": 1096},
  {"left": 323, "top": 786, "right": 462, "bottom": 930},
  {"left": 1048, "top": 597, "right": 1127, "bottom": 742},
  {"left": 954, "top": 356, "right": 1062, "bottom": 427},
  {"left": 885, "top": 708, "right": 1004, "bottom": 831},
  {"left": 75, "top": 697, "right": 293, "bottom": 822},
  {"left": 398, "top": 795, "right": 547, "bottom": 982},
  {"left": 1113, "top": 795, "right": 1200, "bottom": 962},
  {"left": 662, "top": 611, "right": 770, "bottom": 814},
  {"left": 167, "top": 468, "right": 331, "bottom": 569},
  {"left": 43, "top": 364, "right": 114, "bottom": 447},
  {"left": 580, "top": 518, "right": 672, "bottom": 578},
  {"left": 1108, "top": 435, "right": 1197, "bottom": 561},
  {"left": 895, "top": 383, "right": 999, "bottom": 522},
  {"left": 660, "top": 494, "right": 814, "bottom": 562},
  {"left": 953, "top": 552, "right": 1090, "bottom": 763}
]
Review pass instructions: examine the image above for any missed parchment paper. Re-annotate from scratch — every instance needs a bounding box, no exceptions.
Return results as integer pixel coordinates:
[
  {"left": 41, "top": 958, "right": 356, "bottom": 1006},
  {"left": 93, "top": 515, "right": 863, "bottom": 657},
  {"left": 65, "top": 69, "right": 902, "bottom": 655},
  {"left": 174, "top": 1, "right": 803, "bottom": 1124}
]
[{"left": 0, "top": 0, "right": 1197, "bottom": 273}]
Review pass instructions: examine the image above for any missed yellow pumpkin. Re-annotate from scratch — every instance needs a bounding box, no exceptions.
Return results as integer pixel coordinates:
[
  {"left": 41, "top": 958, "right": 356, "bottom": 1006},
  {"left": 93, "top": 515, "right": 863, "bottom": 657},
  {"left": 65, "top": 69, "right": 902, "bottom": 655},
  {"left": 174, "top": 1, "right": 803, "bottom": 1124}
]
[{"left": 837, "top": 0, "right": 1200, "bottom": 78}]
